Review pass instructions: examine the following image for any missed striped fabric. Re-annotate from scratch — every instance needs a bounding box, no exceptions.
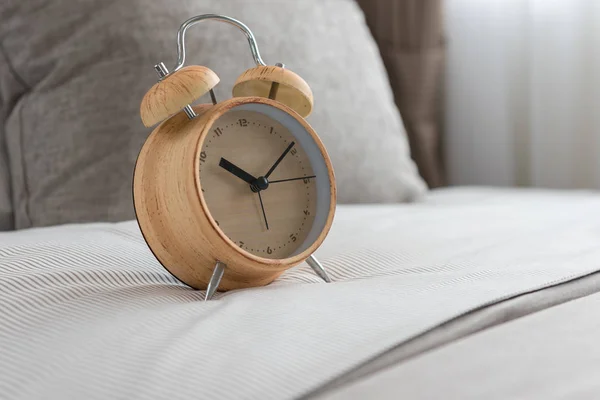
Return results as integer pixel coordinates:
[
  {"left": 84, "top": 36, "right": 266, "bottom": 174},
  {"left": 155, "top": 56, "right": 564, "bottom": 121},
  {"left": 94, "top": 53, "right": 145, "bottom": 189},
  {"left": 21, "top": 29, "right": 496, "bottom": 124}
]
[{"left": 2, "top": 188, "right": 600, "bottom": 399}]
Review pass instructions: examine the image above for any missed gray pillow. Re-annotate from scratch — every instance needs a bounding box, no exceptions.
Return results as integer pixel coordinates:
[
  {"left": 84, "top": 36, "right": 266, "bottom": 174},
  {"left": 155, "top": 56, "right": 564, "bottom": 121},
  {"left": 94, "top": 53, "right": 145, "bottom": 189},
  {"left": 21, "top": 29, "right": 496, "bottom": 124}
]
[
  {"left": 0, "top": 140, "right": 11, "bottom": 231},
  {"left": 0, "top": 49, "right": 22, "bottom": 231},
  {"left": 0, "top": 0, "right": 426, "bottom": 229}
]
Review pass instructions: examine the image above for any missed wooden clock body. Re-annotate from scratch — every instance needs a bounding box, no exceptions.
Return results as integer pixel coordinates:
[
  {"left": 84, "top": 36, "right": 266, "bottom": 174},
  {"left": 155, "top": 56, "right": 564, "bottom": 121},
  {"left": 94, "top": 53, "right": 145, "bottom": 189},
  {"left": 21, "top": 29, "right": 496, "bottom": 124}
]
[{"left": 133, "top": 96, "right": 336, "bottom": 291}]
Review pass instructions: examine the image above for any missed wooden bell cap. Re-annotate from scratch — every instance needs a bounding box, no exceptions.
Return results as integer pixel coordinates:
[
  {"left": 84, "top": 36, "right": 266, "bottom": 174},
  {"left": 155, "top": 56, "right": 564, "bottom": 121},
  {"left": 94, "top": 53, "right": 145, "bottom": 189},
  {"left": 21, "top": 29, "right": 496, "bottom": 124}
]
[
  {"left": 140, "top": 65, "right": 220, "bottom": 127},
  {"left": 232, "top": 65, "right": 314, "bottom": 117}
]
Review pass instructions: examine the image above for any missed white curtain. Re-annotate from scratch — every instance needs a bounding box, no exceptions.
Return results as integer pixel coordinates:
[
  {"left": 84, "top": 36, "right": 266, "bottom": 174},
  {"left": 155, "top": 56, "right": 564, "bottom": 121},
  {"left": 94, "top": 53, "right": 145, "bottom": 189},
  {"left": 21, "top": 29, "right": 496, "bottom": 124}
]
[{"left": 445, "top": 0, "right": 600, "bottom": 188}]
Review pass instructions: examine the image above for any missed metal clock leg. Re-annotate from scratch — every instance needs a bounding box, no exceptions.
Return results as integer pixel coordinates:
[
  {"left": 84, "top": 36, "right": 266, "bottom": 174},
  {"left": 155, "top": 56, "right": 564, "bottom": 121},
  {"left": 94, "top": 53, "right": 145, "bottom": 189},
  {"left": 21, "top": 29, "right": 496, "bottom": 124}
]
[
  {"left": 306, "top": 255, "right": 331, "bottom": 283},
  {"left": 205, "top": 261, "right": 225, "bottom": 301}
]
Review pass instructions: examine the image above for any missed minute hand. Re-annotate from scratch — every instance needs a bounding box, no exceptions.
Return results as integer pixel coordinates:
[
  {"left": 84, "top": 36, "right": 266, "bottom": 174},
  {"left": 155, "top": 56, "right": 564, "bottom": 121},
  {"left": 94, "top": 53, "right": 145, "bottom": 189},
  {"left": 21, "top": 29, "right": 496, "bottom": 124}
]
[{"left": 265, "top": 141, "right": 295, "bottom": 178}]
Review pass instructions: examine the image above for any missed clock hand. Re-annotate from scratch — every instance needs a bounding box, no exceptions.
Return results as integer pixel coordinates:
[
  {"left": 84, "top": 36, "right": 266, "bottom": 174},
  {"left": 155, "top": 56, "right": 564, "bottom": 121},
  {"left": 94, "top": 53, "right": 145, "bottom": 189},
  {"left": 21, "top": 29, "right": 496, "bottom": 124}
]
[
  {"left": 269, "top": 175, "right": 316, "bottom": 184},
  {"left": 264, "top": 141, "right": 295, "bottom": 179},
  {"left": 219, "top": 157, "right": 257, "bottom": 185},
  {"left": 257, "top": 191, "right": 269, "bottom": 230}
]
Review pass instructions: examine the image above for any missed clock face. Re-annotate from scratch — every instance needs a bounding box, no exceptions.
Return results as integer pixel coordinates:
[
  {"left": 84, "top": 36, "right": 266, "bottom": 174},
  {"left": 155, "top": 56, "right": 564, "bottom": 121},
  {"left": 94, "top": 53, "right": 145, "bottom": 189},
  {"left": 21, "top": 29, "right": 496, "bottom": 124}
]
[{"left": 199, "top": 106, "right": 321, "bottom": 259}]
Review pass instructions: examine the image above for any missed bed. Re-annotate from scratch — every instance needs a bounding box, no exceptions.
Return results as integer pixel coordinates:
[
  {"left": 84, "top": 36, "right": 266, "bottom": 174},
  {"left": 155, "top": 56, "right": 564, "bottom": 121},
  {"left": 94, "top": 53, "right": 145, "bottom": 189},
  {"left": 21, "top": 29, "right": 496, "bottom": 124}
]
[
  {"left": 2, "top": 187, "right": 599, "bottom": 399},
  {"left": 328, "top": 290, "right": 600, "bottom": 399}
]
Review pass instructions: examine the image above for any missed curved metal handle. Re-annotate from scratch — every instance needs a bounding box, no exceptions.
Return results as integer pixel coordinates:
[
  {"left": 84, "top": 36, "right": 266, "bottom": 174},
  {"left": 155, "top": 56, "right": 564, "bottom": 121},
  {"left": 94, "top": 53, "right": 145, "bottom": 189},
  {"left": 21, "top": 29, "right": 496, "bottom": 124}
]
[{"left": 166, "top": 14, "right": 267, "bottom": 76}]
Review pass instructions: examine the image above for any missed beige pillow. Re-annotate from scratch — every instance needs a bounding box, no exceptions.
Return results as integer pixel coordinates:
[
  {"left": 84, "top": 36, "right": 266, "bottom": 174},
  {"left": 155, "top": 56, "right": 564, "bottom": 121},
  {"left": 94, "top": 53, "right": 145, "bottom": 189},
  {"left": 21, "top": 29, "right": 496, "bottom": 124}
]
[{"left": 0, "top": 0, "right": 426, "bottom": 229}]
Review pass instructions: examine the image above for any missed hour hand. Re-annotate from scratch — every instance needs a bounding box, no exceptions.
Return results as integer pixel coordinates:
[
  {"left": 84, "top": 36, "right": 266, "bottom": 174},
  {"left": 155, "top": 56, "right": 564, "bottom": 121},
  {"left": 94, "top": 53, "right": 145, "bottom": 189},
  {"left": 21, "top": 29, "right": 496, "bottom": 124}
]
[{"left": 219, "top": 158, "right": 257, "bottom": 184}]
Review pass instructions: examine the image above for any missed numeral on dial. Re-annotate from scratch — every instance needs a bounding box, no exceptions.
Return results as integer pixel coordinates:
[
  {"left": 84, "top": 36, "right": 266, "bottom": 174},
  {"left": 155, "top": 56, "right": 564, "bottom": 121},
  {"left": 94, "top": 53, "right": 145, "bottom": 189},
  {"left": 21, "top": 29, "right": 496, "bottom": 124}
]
[
  {"left": 266, "top": 246, "right": 273, "bottom": 255},
  {"left": 238, "top": 119, "right": 248, "bottom": 127},
  {"left": 290, "top": 234, "right": 297, "bottom": 242},
  {"left": 214, "top": 127, "right": 223, "bottom": 137},
  {"left": 291, "top": 148, "right": 297, "bottom": 156},
  {"left": 200, "top": 151, "right": 207, "bottom": 162},
  {"left": 303, "top": 209, "right": 310, "bottom": 216}
]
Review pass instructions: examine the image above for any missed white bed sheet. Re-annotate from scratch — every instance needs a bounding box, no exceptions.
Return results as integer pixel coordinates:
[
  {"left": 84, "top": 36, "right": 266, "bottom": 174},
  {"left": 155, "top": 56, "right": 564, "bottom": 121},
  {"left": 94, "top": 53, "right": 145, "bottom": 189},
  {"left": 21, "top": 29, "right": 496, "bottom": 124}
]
[
  {"left": 327, "top": 290, "right": 600, "bottom": 399},
  {"left": 1, "top": 187, "right": 600, "bottom": 399}
]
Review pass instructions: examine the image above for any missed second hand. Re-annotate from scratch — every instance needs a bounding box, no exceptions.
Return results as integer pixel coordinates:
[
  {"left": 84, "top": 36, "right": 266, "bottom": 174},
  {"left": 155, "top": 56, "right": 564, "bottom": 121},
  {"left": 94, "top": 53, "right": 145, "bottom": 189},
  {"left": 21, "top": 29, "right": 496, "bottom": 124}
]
[
  {"left": 257, "top": 191, "right": 269, "bottom": 230},
  {"left": 269, "top": 175, "right": 316, "bottom": 184}
]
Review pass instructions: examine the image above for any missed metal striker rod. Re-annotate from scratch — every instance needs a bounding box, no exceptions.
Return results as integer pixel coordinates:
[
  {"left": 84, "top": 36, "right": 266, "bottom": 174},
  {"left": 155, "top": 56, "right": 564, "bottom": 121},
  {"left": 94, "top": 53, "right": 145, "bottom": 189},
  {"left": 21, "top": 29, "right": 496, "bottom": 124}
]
[
  {"left": 182, "top": 105, "right": 197, "bottom": 120},
  {"left": 268, "top": 63, "right": 285, "bottom": 100},
  {"left": 154, "top": 62, "right": 197, "bottom": 120},
  {"left": 268, "top": 82, "right": 280, "bottom": 100}
]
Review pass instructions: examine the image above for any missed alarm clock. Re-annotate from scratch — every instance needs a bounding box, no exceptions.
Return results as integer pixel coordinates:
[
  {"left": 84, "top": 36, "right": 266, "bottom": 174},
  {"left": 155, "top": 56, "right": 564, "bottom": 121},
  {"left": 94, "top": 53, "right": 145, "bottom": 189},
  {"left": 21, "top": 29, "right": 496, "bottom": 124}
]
[{"left": 134, "top": 14, "right": 336, "bottom": 300}]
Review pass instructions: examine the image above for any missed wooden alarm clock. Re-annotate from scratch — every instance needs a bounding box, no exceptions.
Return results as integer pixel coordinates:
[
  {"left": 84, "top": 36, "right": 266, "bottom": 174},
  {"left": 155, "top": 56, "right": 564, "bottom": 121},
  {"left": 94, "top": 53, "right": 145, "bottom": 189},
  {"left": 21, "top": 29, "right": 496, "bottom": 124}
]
[{"left": 134, "top": 14, "right": 336, "bottom": 300}]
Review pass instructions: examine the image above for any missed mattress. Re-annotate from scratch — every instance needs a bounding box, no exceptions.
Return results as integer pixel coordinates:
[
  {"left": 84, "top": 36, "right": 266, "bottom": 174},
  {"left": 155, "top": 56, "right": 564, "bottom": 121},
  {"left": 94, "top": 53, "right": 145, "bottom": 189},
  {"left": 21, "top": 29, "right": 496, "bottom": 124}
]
[{"left": 2, "top": 187, "right": 600, "bottom": 399}]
